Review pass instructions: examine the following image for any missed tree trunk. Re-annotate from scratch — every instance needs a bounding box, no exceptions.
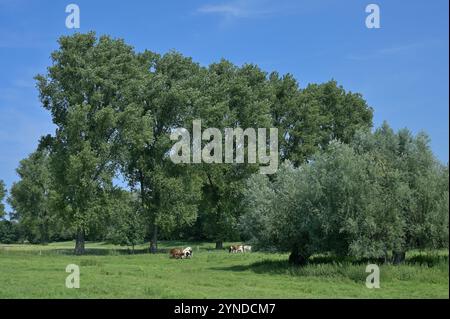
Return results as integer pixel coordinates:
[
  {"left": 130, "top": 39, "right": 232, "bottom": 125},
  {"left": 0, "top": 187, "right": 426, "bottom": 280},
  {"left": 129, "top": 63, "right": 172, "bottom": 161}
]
[
  {"left": 288, "top": 247, "right": 308, "bottom": 266},
  {"left": 74, "top": 229, "right": 85, "bottom": 255},
  {"left": 150, "top": 224, "right": 158, "bottom": 254},
  {"left": 40, "top": 222, "right": 49, "bottom": 245},
  {"left": 215, "top": 241, "right": 223, "bottom": 250},
  {"left": 392, "top": 251, "right": 406, "bottom": 265},
  {"left": 384, "top": 253, "right": 389, "bottom": 264}
]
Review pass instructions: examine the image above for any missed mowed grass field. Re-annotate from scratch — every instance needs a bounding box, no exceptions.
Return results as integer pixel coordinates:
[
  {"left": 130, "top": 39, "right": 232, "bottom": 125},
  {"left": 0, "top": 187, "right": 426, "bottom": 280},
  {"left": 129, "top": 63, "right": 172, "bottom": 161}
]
[{"left": 0, "top": 241, "right": 448, "bottom": 298}]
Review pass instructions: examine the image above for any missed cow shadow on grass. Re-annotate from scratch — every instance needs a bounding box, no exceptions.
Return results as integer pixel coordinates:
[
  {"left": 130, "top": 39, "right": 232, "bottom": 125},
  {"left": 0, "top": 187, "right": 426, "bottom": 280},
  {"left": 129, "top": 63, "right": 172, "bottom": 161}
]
[
  {"left": 46, "top": 248, "right": 160, "bottom": 256},
  {"left": 42, "top": 241, "right": 211, "bottom": 256},
  {"left": 210, "top": 256, "right": 360, "bottom": 275},
  {"left": 211, "top": 254, "right": 448, "bottom": 277}
]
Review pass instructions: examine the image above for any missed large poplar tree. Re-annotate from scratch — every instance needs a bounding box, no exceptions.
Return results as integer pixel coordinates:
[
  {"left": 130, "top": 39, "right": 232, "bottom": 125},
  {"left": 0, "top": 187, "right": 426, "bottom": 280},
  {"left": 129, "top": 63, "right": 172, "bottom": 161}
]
[
  {"left": 36, "top": 32, "right": 144, "bottom": 254},
  {"left": 117, "top": 50, "right": 203, "bottom": 252}
]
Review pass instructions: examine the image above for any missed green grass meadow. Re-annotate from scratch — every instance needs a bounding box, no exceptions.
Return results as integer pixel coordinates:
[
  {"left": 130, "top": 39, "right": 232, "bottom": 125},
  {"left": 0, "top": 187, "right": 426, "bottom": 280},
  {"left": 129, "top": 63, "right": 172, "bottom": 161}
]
[{"left": 0, "top": 241, "right": 448, "bottom": 298}]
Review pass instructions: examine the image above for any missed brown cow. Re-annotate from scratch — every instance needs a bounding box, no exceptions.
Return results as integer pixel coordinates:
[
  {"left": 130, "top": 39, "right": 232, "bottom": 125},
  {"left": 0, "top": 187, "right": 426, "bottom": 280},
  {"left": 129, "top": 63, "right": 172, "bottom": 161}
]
[{"left": 169, "top": 248, "right": 184, "bottom": 259}]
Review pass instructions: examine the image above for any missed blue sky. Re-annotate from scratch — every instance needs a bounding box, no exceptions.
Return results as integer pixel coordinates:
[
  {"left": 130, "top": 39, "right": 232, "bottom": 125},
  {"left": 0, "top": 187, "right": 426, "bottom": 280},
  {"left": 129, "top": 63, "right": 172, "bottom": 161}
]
[{"left": 0, "top": 0, "right": 448, "bottom": 212}]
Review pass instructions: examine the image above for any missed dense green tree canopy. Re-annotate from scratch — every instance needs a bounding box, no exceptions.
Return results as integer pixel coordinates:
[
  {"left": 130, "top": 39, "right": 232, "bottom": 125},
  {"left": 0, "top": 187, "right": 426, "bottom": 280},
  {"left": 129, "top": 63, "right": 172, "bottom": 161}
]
[
  {"left": 117, "top": 50, "right": 204, "bottom": 252},
  {"left": 105, "top": 190, "right": 146, "bottom": 252},
  {"left": 6, "top": 33, "right": 446, "bottom": 262},
  {"left": 269, "top": 76, "right": 373, "bottom": 166},
  {"left": 241, "top": 123, "right": 448, "bottom": 264},
  {"left": 8, "top": 149, "right": 55, "bottom": 243},
  {"left": 0, "top": 179, "right": 6, "bottom": 219},
  {"left": 35, "top": 33, "right": 145, "bottom": 254}
]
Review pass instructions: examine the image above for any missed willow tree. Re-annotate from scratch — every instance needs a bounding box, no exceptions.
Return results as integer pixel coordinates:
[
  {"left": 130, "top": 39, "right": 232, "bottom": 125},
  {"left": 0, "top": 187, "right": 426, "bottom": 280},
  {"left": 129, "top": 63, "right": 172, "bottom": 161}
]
[
  {"left": 241, "top": 124, "right": 448, "bottom": 265},
  {"left": 352, "top": 123, "right": 449, "bottom": 261}
]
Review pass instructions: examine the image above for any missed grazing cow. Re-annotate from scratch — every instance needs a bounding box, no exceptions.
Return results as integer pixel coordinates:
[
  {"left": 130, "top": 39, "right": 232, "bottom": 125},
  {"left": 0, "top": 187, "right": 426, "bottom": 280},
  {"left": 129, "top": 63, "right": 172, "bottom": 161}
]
[
  {"left": 182, "top": 247, "right": 193, "bottom": 258},
  {"left": 229, "top": 245, "right": 252, "bottom": 253},
  {"left": 229, "top": 245, "right": 244, "bottom": 253},
  {"left": 169, "top": 248, "right": 184, "bottom": 259}
]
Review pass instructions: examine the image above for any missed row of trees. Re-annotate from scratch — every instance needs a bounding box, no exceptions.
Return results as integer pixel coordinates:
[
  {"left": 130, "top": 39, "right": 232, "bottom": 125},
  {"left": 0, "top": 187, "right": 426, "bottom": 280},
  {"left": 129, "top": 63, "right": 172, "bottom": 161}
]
[
  {"left": 0, "top": 32, "right": 446, "bottom": 261},
  {"left": 0, "top": 181, "right": 19, "bottom": 244},
  {"left": 240, "top": 124, "right": 448, "bottom": 264},
  {"left": 0, "top": 180, "right": 5, "bottom": 218}
]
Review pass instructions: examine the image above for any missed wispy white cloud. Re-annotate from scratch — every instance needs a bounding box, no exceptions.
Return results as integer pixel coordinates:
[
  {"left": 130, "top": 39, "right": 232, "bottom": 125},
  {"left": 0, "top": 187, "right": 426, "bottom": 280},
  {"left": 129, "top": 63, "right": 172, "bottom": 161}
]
[
  {"left": 198, "top": 4, "right": 248, "bottom": 18},
  {"left": 196, "top": 0, "right": 297, "bottom": 20},
  {"left": 346, "top": 42, "right": 434, "bottom": 61},
  {"left": 197, "top": 0, "right": 271, "bottom": 18}
]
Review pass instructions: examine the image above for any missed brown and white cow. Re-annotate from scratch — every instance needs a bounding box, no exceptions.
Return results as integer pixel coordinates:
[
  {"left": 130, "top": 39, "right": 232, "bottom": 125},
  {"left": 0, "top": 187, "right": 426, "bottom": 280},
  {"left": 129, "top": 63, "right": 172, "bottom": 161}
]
[
  {"left": 170, "top": 247, "right": 193, "bottom": 259},
  {"left": 169, "top": 248, "right": 184, "bottom": 259},
  {"left": 229, "top": 245, "right": 243, "bottom": 253},
  {"left": 229, "top": 244, "right": 252, "bottom": 253},
  {"left": 182, "top": 247, "right": 193, "bottom": 258}
]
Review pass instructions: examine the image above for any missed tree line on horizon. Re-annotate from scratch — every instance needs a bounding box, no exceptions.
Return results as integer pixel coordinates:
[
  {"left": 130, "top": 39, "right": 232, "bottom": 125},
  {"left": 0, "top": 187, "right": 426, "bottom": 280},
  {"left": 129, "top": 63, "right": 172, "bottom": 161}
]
[{"left": 0, "top": 32, "right": 447, "bottom": 264}]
